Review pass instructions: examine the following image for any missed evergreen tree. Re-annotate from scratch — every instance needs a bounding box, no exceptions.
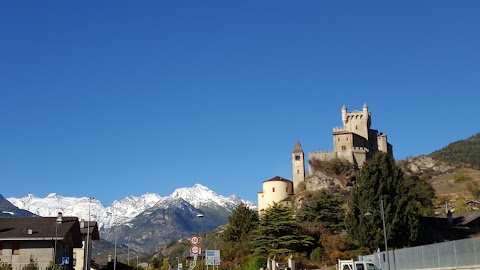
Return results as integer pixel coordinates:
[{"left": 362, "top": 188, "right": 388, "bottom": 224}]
[
  {"left": 221, "top": 203, "right": 259, "bottom": 269},
  {"left": 252, "top": 203, "right": 314, "bottom": 256},
  {"left": 345, "top": 152, "right": 421, "bottom": 251},
  {"left": 222, "top": 203, "right": 259, "bottom": 242},
  {"left": 297, "top": 191, "right": 345, "bottom": 233}
]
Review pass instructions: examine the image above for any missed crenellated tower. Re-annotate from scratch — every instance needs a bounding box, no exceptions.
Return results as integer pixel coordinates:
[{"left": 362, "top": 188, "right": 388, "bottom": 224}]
[{"left": 292, "top": 140, "right": 305, "bottom": 192}]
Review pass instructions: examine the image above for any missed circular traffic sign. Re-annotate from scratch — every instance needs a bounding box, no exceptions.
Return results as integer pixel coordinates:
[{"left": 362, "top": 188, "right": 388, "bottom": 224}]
[
  {"left": 190, "top": 245, "right": 200, "bottom": 254},
  {"left": 190, "top": 235, "right": 200, "bottom": 245}
]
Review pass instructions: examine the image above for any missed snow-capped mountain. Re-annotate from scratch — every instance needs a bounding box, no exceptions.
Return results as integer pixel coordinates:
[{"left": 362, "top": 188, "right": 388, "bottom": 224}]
[
  {"left": 7, "top": 184, "right": 256, "bottom": 229},
  {"left": 171, "top": 183, "right": 256, "bottom": 210}
]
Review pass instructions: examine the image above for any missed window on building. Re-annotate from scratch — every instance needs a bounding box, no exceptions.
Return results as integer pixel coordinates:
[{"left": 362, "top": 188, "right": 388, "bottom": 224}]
[
  {"left": 272, "top": 187, "right": 275, "bottom": 192},
  {"left": 297, "top": 170, "right": 299, "bottom": 174},
  {"left": 286, "top": 187, "right": 289, "bottom": 192},
  {"left": 0, "top": 243, "right": 3, "bottom": 255},
  {"left": 356, "top": 125, "right": 358, "bottom": 130},
  {"left": 342, "top": 146, "right": 346, "bottom": 150},
  {"left": 338, "top": 137, "right": 340, "bottom": 141},
  {"left": 295, "top": 155, "right": 300, "bottom": 161},
  {"left": 73, "top": 252, "right": 76, "bottom": 266},
  {"left": 346, "top": 137, "right": 348, "bottom": 141},
  {"left": 13, "top": 243, "right": 20, "bottom": 255}
]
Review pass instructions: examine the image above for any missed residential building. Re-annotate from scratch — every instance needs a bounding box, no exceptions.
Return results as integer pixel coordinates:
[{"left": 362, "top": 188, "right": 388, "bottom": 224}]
[{"left": 0, "top": 213, "right": 82, "bottom": 270}]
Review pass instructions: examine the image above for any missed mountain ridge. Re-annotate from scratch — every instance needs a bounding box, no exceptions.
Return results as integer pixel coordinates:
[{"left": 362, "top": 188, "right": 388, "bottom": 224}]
[{"left": 6, "top": 184, "right": 256, "bottom": 229}]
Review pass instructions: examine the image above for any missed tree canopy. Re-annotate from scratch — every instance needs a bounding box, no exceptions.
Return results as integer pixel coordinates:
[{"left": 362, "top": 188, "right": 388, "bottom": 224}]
[
  {"left": 222, "top": 203, "right": 259, "bottom": 242},
  {"left": 345, "top": 152, "right": 423, "bottom": 251},
  {"left": 252, "top": 203, "right": 314, "bottom": 256},
  {"left": 297, "top": 191, "right": 345, "bottom": 234}
]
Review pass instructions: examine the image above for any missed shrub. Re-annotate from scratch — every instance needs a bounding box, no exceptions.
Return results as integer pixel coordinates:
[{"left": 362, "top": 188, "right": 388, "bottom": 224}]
[
  {"left": 22, "top": 257, "right": 38, "bottom": 270},
  {"left": 243, "top": 256, "right": 266, "bottom": 270},
  {"left": 297, "top": 182, "right": 306, "bottom": 192},
  {"left": 310, "top": 247, "right": 323, "bottom": 262},
  {"left": 419, "top": 173, "right": 431, "bottom": 181},
  {"left": 453, "top": 173, "right": 472, "bottom": 183},
  {"left": 0, "top": 262, "right": 12, "bottom": 270}
]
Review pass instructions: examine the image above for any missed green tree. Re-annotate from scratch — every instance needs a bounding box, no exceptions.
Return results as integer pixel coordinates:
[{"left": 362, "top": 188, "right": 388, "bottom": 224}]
[
  {"left": 404, "top": 174, "right": 435, "bottom": 216},
  {"left": 345, "top": 152, "right": 422, "bottom": 251},
  {"left": 222, "top": 203, "right": 259, "bottom": 242},
  {"left": 252, "top": 203, "right": 314, "bottom": 256},
  {"left": 297, "top": 191, "right": 345, "bottom": 233}
]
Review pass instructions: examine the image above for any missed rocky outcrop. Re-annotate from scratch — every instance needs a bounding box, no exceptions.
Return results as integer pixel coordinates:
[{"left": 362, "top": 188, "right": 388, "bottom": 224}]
[
  {"left": 305, "top": 171, "right": 344, "bottom": 192},
  {"left": 401, "top": 155, "right": 454, "bottom": 176}
]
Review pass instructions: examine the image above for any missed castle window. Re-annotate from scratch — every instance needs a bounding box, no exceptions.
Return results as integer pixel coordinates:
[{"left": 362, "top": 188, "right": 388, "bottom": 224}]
[
  {"left": 346, "top": 137, "right": 348, "bottom": 141},
  {"left": 286, "top": 187, "right": 289, "bottom": 192},
  {"left": 356, "top": 125, "right": 358, "bottom": 130},
  {"left": 337, "top": 138, "right": 340, "bottom": 141},
  {"left": 342, "top": 146, "right": 346, "bottom": 150},
  {"left": 297, "top": 170, "right": 299, "bottom": 174},
  {"left": 272, "top": 187, "right": 275, "bottom": 192},
  {"left": 295, "top": 155, "right": 300, "bottom": 161}
]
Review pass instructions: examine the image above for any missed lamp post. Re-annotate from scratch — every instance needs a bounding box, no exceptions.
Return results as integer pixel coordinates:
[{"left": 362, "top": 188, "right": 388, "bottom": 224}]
[
  {"left": 365, "top": 199, "right": 389, "bottom": 270},
  {"left": 55, "top": 212, "right": 63, "bottom": 266},
  {"left": 114, "top": 216, "right": 117, "bottom": 270},
  {"left": 85, "top": 197, "right": 93, "bottom": 270},
  {"left": 196, "top": 214, "right": 204, "bottom": 270}
]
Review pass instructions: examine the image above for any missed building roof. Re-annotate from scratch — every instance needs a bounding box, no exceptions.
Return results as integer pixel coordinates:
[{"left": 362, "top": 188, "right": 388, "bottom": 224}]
[
  {"left": 0, "top": 216, "right": 82, "bottom": 247},
  {"left": 263, "top": 176, "right": 292, "bottom": 183},
  {"left": 421, "top": 210, "right": 480, "bottom": 230},
  {"left": 79, "top": 220, "right": 100, "bottom": 240},
  {"left": 293, "top": 140, "right": 303, "bottom": 153}
]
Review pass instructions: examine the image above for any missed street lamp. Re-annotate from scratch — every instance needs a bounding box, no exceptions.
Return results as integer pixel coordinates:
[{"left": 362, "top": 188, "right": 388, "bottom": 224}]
[
  {"left": 364, "top": 199, "right": 389, "bottom": 270},
  {"left": 196, "top": 214, "right": 204, "bottom": 270},
  {"left": 85, "top": 197, "right": 93, "bottom": 270},
  {"left": 54, "top": 212, "right": 63, "bottom": 267}
]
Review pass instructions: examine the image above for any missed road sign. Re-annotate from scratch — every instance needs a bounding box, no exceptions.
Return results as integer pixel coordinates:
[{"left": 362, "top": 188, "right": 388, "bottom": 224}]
[
  {"left": 205, "top": 250, "right": 221, "bottom": 266},
  {"left": 178, "top": 263, "right": 183, "bottom": 270},
  {"left": 190, "top": 245, "right": 200, "bottom": 254},
  {"left": 190, "top": 235, "right": 200, "bottom": 245},
  {"left": 62, "top": 257, "right": 69, "bottom": 265}
]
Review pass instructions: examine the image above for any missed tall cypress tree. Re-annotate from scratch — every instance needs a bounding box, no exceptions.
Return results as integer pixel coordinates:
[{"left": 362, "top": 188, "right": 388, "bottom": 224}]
[
  {"left": 345, "top": 152, "right": 421, "bottom": 250},
  {"left": 253, "top": 203, "right": 314, "bottom": 255}
]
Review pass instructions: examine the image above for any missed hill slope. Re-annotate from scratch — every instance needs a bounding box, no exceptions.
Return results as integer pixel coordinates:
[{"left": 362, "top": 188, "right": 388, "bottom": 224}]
[{"left": 430, "top": 133, "right": 480, "bottom": 169}]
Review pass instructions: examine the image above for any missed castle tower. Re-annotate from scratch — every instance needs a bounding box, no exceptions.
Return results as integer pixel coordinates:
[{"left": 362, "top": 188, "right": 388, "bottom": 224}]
[
  {"left": 342, "top": 105, "right": 347, "bottom": 126},
  {"left": 292, "top": 140, "right": 305, "bottom": 192}
]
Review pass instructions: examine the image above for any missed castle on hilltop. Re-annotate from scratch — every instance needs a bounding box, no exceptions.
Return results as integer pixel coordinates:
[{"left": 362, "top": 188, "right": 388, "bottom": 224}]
[{"left": 258, "top": 104, "right": 393, "bottom": 213}]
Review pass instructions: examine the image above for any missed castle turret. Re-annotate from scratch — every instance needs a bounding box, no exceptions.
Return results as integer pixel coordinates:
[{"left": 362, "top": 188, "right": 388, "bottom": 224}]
[
  {"left": 363, "top": 103, "right": 369, "bottom": 117},
  {"left": 292, "top": 140, "right": 305, "bottom": 192},
  {"left": 342, "top": 105, "right": 347, "bottom": 126}
]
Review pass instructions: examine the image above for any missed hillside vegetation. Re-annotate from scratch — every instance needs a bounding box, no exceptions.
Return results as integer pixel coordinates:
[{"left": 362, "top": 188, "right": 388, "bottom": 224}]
[{"left": 430, "top": 133, "right": 480, "bottom": 169}]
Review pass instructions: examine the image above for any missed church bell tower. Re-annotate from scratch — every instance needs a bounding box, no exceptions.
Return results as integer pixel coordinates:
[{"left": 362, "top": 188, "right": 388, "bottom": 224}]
[{"left": 292, "top": 140, "right": 305, "bottom": 192}]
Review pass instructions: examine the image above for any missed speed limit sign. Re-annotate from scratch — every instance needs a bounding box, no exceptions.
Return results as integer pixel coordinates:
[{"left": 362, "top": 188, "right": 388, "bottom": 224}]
[
  {"left": 190, "top": 245, "right": 200, "bottom": 254},
  {"left": 190, "top": 235, "right": 200, "bottom": 245}
]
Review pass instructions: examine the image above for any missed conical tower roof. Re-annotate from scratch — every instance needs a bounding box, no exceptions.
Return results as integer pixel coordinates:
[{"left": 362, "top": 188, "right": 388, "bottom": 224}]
[{"left": 293, "top": 140, "right": 303, "bottom": 153}]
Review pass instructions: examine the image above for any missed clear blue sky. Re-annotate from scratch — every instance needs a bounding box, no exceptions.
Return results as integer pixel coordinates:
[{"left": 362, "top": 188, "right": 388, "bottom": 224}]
[{"left": 1, "top": 1, "right": 479, "bottom": 205}]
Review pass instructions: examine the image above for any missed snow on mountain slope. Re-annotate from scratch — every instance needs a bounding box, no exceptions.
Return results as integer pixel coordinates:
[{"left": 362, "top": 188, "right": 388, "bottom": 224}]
[
  {"left": 171, "top": 184, "right": 244, "bottom": 210},
  {"left": 7, "top": 184, "right": 256, "bottom": 228}
]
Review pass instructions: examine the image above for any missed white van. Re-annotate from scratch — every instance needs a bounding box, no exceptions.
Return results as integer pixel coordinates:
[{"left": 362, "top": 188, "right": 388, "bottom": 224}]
[{"left": 338, "top": 259, "right": 380, "bottom": 270}]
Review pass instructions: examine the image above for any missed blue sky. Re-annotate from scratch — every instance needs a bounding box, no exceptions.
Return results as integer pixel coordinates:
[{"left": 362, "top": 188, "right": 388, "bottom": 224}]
[{"left": 1, "top": 1, "right": 479, "bottom": 205}]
